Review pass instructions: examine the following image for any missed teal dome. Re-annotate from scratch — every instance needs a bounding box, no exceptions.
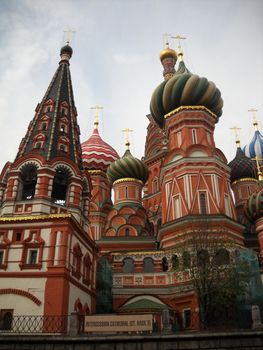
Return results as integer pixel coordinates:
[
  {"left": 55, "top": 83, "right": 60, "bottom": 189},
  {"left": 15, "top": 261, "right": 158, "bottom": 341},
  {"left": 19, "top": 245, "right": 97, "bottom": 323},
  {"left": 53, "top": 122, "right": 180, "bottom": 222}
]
[
  {"left": 107, "top": 149, "right": 149, "bottom": 184},
  {"left": 244, "top": 187, "right": 263, "bottom": 222}
]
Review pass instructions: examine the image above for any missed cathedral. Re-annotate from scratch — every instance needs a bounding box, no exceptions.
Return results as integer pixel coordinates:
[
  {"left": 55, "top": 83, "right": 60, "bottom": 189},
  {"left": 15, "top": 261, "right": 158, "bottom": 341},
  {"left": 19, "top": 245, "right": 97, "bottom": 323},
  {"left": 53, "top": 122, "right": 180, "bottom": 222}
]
[{"left": 0, "top": 41, "right": 262, "bottom": 331}]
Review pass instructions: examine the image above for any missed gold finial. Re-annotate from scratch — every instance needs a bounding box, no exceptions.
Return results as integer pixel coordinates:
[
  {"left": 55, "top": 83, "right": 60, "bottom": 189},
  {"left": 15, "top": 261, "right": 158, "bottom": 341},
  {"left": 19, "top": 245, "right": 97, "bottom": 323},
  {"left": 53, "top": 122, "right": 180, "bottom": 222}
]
[
  {"left": 63, "top": 29, "right": 76, "bottom": 45},
  {"left": 171, "top": 35, "right": 186, "bottom": 60},
  {"left": 248, "top": 108, "right": 259, "bottom": 131},
  {"left": 122, "top": 128, "right": 133, "bottom": 150},
  {"left": 91, "top": 105, "right": 103, "bottom": 129},
  {"left": 230, "top": 126, "right": 241, "bottom": 148},
  {"left": 252, "top": 156, "right": 263, "bottom": 181}
]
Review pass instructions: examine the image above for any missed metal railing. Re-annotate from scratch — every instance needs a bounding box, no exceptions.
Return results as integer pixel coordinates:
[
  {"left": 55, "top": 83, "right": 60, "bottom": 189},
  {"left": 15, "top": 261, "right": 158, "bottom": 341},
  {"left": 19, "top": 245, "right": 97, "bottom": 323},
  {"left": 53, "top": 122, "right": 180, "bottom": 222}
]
[{"left": 0, "top": 315, "right": 69, "bottom": 334}]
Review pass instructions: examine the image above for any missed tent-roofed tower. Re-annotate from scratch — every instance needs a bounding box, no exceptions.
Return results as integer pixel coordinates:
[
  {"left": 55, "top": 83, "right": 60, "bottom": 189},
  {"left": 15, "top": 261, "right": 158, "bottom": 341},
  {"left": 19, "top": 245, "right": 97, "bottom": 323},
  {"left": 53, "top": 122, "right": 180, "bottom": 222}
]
[{"left": 0, "top": 43, "right": 97, "bottom": 322}]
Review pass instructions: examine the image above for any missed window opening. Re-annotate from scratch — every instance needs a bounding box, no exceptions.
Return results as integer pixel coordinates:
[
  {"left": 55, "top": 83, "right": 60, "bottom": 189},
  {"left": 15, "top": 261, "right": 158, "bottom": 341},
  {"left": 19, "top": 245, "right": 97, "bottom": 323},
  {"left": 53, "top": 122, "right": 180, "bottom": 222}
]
[
  {"left": 192, "top": 129, "right": 197, "bottom": 144},
  {"left": 125, "top": 228, "right": 129, "bottom": 237},
  {"left": 21, "top": 165, "right": 37, "bottom": 200},
  {"left": 183, "top": 309, "right": 191, "bottom": 329},
  {"left": 51, "top": 168, "right": 70, "bottom": 205},
  {"left": 28, "top": 249, "right": 38, "bottom": 264},
  {"left": 162, "top": 257, "right": 168, "bottom": 271},
  {"left": 171, "top": 255, "right": 179, "bottom": 270},
  {"left": 0, "top": 250, "right": 4, "bottom": 265},
  {"left": 0, "top": 310, "right": 13, "bottom": 330},
  {"left": 199, "top": 193, "right": 207, "bottom": 214},
  {"left": 143, "top": 257, "right": 154, "bottom": 273},
  {"left": 123, "top": 258, "right": 134, "bottom": 273}
]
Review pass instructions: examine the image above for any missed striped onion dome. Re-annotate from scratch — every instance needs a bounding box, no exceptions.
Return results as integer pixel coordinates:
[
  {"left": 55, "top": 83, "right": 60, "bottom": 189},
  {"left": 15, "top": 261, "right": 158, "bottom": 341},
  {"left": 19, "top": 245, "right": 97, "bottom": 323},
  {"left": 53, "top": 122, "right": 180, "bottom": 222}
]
[
  {"left": 243, "top": 130, "right": 263, "bottom": 160},
  {"left": 106, "top": 149, "right": 149, "bottom": 184},
  {"left": 81, "top": 127, "right": 119, "bottom": 172},
  {"left": 228, "top": 147, "right": 257, "bottom": 183},
  {"left": 150, "top": 59, "right": 223, "bottom": 128},
  {"left": 244, "top": 186, "right": 263, "bottom": 222}
]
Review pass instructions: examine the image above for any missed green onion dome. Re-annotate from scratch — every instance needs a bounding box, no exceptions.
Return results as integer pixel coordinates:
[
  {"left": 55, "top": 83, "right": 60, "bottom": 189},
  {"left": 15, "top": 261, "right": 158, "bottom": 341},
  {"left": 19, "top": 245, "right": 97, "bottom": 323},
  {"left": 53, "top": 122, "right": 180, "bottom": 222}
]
[
  {"left": 244, "top": 187, "right": 263, "bottom": 222},
  {"left": 150, "top": 60, "right": 223, "bottom": 128},
  {"left": 60, "top": 44, "right": 73, "bottom": 58},
  {"left": 106, "top": 149, "right": 149, "bottom": 184}
]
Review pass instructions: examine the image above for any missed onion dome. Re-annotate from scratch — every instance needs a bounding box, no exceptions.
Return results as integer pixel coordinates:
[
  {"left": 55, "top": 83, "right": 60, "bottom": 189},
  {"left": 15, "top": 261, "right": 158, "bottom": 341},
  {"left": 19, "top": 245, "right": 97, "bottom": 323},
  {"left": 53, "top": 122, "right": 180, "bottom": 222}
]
[
  {"left": 244, "top": 187, "right": 263, "bottom": 222},
  {"left": 243, "top": 130, "right": 263, "bottom": 160},
  {"left": 81, "top": 126, "right": 119, "bottom": 172},
  {"left": 107, "top": 148, "right": 149, "bottom": 184},
  {"left": 150, "top": 54, "right": 223, "bottom": 128},
  {"left": 60, "top": 44, "right": 73, "bottom": 58},
  {"left": 159, "top": 46, "right": 177, "bottom": 81},
  {"left": 228, "top": 147, "right": 257, "bottom": 183}
]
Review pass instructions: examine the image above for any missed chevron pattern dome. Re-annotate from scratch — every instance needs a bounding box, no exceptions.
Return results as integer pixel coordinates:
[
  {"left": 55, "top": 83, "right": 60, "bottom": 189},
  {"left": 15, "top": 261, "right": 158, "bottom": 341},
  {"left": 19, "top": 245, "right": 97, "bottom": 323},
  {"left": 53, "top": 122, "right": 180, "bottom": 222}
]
[{"left": 81, "top": 128, "right": 119, "bottom": 172}]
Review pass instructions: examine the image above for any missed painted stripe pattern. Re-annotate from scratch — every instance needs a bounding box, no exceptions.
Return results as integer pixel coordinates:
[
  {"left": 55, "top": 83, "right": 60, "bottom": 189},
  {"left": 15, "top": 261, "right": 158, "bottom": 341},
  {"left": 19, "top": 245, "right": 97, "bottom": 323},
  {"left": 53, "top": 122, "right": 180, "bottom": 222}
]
[
  {"left": 107, "top": 149, "right": 149, "bottom": 184},
  {"left": 243, "top": 130, "right": 263, "bottom": 159},
  {"left": 150, "top": 60, "right": 223, "bottom": 128},
  {"left": 81, "top": 128, "right": 119, "bottom": 171}
]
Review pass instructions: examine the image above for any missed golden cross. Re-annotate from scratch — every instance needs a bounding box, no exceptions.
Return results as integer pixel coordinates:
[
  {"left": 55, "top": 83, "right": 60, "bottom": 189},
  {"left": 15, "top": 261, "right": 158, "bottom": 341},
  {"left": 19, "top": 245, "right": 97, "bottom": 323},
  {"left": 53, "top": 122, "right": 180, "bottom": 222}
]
[
  {"left": 122, "top": 128, "right": 133, "bottom": 149},
  {"left": 171, "top": 35, "right": 186, "bottom": 52},
  {"left": 91, "top": 105, "right": 103, "bottom": 128},
  {"left": 162, "top": 33, "right": 171, "bottom": 48},
  {"left": 230, "top": 126, "right": 241, "bottom": 147},
  {"left": 63, "top": 29, "right": 76, "bottom": 45},
  {"left": 248, "top": 108, "right": 259, "bottom": 130}
]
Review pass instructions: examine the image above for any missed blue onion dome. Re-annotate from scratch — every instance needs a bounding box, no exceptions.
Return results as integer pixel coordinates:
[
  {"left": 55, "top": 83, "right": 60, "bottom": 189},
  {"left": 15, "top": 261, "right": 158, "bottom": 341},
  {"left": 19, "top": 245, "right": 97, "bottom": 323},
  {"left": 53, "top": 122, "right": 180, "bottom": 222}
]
[
  {"left": 107, "top": 148, "right": 149, "bottom": 184},
  {"left": 228, "top": 147, "right": 257, "bottom": 183},
  {"left": 60, "top": 44, "right": 73, "bottom": 58},
  {"left": 244, "top": 187, "right": 263, "bottom": 222},
  {"left": 150, "top": 59, "right": 223, "bottom": 128},
  {"left": 243, "top": 130, "right": 263, "bottom": 160}
]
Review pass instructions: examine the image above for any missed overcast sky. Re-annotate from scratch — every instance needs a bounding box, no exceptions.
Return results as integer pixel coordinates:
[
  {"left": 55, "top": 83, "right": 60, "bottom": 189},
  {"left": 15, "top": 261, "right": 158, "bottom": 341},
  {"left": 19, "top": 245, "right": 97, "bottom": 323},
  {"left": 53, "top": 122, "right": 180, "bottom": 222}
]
[{"left": 0, "top": 0, "right": 262, "bottom": 170}]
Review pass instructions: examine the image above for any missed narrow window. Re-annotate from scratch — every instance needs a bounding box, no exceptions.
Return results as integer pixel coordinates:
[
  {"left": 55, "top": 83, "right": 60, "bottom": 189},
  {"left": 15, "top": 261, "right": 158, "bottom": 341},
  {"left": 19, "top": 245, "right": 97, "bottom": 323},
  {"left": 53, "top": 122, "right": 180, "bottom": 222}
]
[
  {"left": 34, "top": 142, "right": 41, "bottom": 149},
  {"left": 173, "top": 195, "right": 181, "bottom": 219},
  {"left": 15, "top": 232, "right": 22, "bottom": 241},
  {"left": 171, "top": 255, "right": 179, "bottom": 270},
  {"left": 224, "top": 194, "right": 231, "bottom": 217},
  {"left": 125, "top": 186, "right": 128, "bottom": 198},
  {"left": 41, "top": 123, "right": 47, "bottom": 131},
  {"left": 125, "top": 228, "right": 129, "bottom": 237},
  {"left": 177, "top": 131, "right": 182, "bottom": 147},
  {"left": 28, "top": 249, "right": 38, "bottom": 264},
  {"left": 192, "top": 129, "right": 197, "bottom": 144},
  {"left": 183, "top": 309, "right": 191, "bottom": 329},
  {"left": 199, "top": 193, "right": 207, "bottom": 214},
  {"left": 162, "top": 257, "right": 168, "bottom": 271},
  {"left": 0, "top": 250, "right": 4, "bottom": 265}
]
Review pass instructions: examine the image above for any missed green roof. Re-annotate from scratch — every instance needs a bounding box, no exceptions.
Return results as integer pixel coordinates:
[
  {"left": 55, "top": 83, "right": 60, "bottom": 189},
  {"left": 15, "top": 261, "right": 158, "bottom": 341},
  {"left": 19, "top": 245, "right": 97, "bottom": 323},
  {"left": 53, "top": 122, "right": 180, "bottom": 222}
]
[{"left": 120, "top": 299, "right": 170, "bottom": 311}]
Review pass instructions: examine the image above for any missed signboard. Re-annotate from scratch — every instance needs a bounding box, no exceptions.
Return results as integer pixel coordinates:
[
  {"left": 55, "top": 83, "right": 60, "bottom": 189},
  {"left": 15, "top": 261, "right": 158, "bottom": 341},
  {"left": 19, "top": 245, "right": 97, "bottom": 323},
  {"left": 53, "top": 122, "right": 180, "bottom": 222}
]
[{"left": 84, "top": 314, "right": 152, "bottom": 333}]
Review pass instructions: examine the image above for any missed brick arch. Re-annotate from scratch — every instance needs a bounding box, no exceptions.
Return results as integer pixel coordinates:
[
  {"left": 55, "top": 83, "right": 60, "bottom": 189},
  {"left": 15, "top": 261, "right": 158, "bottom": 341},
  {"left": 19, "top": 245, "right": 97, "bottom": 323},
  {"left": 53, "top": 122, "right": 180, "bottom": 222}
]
[
  {"left": 0, "top": 288, "right": 41, "bottom": 306},
  {"left": 74, "top": 298, "right": 83, "bottom": 314}
]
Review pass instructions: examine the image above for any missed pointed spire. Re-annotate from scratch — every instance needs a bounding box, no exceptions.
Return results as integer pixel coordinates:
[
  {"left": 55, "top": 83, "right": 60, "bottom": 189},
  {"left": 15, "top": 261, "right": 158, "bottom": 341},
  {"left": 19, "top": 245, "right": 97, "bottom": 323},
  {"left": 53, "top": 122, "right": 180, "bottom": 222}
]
[
  {"left": 172, "top": 35, "right": 186, "bottom": 61},
  {"left": 15, "top": 44, "right": 82, "bottom": 168}
]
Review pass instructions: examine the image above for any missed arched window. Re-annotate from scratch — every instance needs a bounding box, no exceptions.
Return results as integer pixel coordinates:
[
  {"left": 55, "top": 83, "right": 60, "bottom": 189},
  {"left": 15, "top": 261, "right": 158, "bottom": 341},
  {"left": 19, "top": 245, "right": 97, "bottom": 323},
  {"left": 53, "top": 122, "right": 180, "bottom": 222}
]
[
  {"left": 51, "top": 168, "right": 70, "bottom": 205},
  {"left": 20, "top": 164, "right": 37, "bottom": 200},
  {"left": 0, "top": 311, "right": 13, "bottom": 330},
  {"left": 182, "top": 251, "right": 191, "bottom": 268},
  {"left": 143, "top": 257, "right": 154, "bottom": 273},
  {"left": 214, "top": 249, "right": 230, "bottom": 266},
  {"left": 125, "top": 228, "right": 130, "bottom": 237},
  {"left": 171, "top": 255, "right": 179, "bottom": 270},
  {"left": 123, "top": 258, "right": 134, "bottom": 273},
  {"left": 162, "top": 257, "right": 168, "bottom": 271},
  {"left": 83, "top": 254, "right": 91, "bottom": 285}
]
